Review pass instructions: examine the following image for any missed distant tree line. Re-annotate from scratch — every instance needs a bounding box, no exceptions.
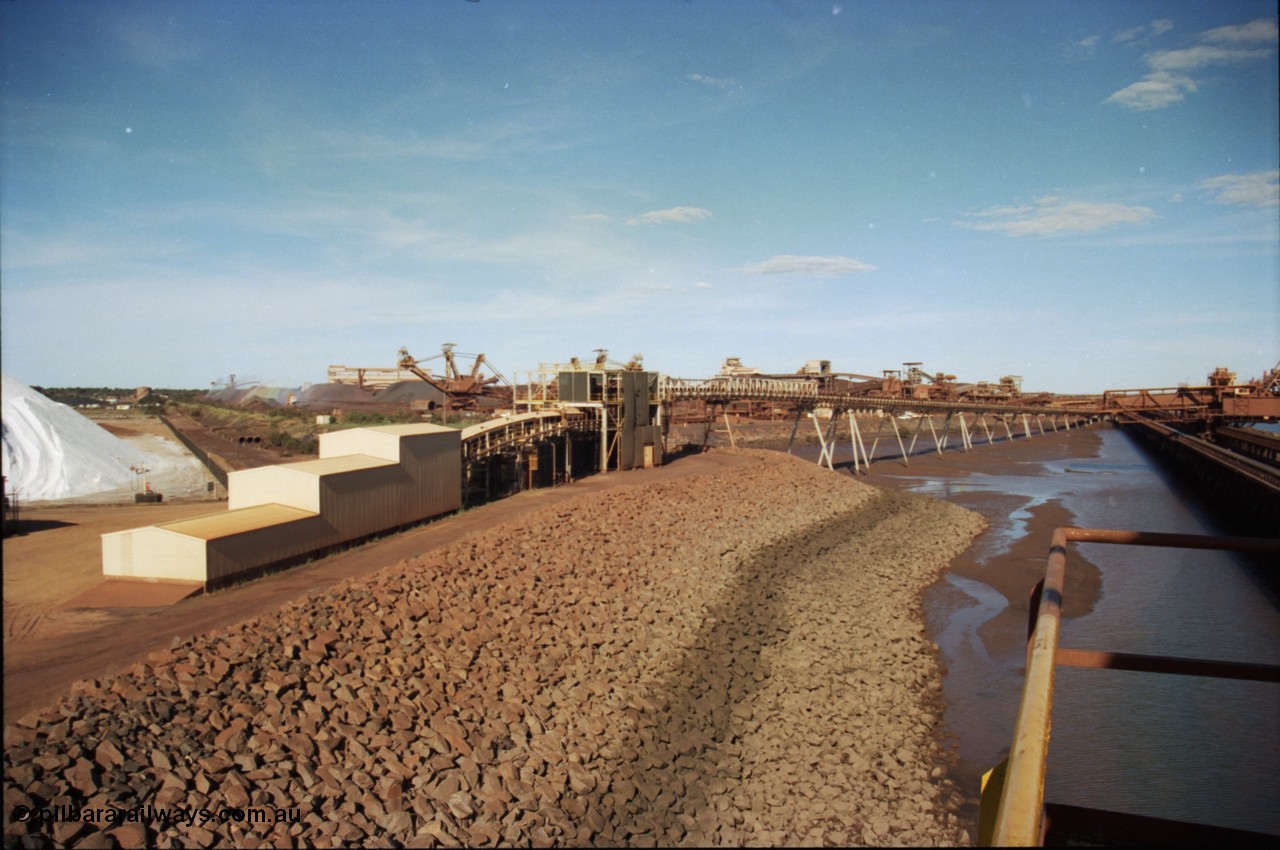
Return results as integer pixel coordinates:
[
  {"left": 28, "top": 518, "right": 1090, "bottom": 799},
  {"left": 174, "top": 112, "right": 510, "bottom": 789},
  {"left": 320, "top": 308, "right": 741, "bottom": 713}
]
[{"left": 34, "top": 387, "right": 206, "bottom": 406}]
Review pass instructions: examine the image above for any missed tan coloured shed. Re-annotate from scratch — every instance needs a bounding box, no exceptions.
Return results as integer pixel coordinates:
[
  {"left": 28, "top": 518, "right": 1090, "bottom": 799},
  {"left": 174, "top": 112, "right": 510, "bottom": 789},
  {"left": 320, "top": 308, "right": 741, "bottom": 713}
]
[
  {"left": 102, "top": 424, "right": 461, "bottom": 589},
  {"left": 102, "top": 504, "right": 326, "bottom": 585}
]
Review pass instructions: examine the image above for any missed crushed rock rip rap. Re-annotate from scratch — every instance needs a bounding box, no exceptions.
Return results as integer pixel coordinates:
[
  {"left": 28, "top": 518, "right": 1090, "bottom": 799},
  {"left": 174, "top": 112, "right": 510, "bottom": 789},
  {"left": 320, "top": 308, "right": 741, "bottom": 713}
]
[{"left": 3, "top": 449, "right": 984, "bottom": 847}]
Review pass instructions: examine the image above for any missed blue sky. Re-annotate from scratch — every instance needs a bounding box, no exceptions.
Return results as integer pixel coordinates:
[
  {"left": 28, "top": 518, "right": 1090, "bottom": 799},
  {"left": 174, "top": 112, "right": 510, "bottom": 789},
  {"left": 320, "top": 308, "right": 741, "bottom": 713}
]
[{"left": 2, "top": 1, "right": 1276, "bottom": 394}]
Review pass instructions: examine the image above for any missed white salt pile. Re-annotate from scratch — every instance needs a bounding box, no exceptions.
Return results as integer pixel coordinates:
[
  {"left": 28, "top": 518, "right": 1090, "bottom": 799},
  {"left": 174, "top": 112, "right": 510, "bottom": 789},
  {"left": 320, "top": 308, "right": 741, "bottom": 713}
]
[{"left": 2, "top": 374, "right": 168, "bottom": 502}]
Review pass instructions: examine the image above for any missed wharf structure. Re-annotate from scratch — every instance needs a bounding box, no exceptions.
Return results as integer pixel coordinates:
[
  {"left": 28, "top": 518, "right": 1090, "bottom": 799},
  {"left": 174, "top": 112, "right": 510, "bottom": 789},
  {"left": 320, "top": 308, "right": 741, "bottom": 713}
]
[
  {"left": 102, "top": 360, "right": 1279, "bottom": 594},
  {"left": 1103, "top": 364, "right": 1280, "bottom": 533},
  {"left": 96, "top": 358, "right": 1279, "bottom": 846},
  {"left": 103, "top": 362, "right": 1104, "bottom": 589},
  {"left": 982, "top": 364, "right": 1280, "bottom": 846}
]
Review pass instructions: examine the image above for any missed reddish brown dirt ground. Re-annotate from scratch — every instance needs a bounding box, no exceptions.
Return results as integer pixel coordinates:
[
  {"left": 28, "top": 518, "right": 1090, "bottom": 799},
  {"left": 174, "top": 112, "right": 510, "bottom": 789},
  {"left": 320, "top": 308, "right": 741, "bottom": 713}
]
[
  {"left": 4, "top": 427, "right": 1105, "bottom": 725},
  {"left": 5, "top": 449, "right": 983, "bottom": 847},
  {"left": 3, "top": 451, "right": 760, "bottom": 723}
]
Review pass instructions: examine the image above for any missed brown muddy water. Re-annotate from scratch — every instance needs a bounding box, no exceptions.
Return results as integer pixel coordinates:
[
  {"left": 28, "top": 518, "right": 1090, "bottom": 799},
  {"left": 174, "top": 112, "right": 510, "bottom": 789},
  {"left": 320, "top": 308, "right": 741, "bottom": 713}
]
[{"left": 770, "top": 422, "right": 1279, "bottom": 837}]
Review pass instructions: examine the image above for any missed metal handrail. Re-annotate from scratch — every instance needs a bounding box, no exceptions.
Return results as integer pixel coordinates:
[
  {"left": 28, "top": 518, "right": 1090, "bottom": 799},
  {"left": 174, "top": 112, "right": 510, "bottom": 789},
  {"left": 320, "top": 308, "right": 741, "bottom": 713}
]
[
  {"left": 989, "top": 527, "right": 1280, "bottom": 846},
  {"left": 459, "top": 409, "right": 593, "bottom": 462}
]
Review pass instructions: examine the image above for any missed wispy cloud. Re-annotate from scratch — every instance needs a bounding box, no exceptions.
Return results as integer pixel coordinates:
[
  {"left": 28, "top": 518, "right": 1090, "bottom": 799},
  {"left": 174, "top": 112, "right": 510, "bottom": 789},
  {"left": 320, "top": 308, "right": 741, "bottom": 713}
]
[
  {"left": 955, "top": 197, "right": 1156, "bottom": 237},
  {"left": 1113, "top": 20, "right": 1173, "bottom": 44},
  {"left": 1106, "top": 17, "right": 1277, "bottom": 110},
  {"left": 1132, "top": 309, "right": 1257, "bottom": 327},
  {"left": 625, "top": 206, "right": 713, "bottom": 226},
  {"left": 1202, "top": 18, "right": 1279, "bottom": 45},
  {"left": 686, "top": 73, "right": 740, "bottom": 90},
  {"left": 739, "top": 255, "right": 877, "bottom": 277},
  {"left": 1198, "top": 171, "right": 1280, "bottom": 207},
  {"left": 1104, "top": 72, "right": 1197, "bottom": 111},
  {"left": 112, "top": 18, "right": 206, "bottom": 69},
  {"left": 1147, "top": 44, "right": 1273, "bottom": 72},
  {"left": 299, "top": 122, "right": 578, "bottom": 164},
  {"left": 3, "top": 234, "right": 135, "bottom": 271},
  {"left": 1064, "top": 33, "right": 1103, "bottom": 62}
]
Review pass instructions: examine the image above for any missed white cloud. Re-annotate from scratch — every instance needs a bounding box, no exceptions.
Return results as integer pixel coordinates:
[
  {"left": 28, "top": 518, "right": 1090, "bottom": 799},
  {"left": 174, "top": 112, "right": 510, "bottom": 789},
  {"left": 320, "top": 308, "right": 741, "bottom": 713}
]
[
  {"left": 738, "top": 255, "right": 877, "bottom": 277},
  {"left": 1104, "top": 71, "right": 1197, "bottom": 110},
  {"left": 955, "top": 197, "right": 1157, "bottom": 237},
  {"left": 625, "top": 206, "right": 713, "bottom": 226},
  {"left": 1107, "top": 18, "right": 1277, "bottom": 110},
  {"left": 1113, "top": 20, "right": 1173, "bottom": 44},
  {"left": 1112, "top": 26, "right": 1146, "bottom": 44},
  {"left": 1198, "top": 171, "right": 1280, "bottom": 207},
  {"left": 2, "top": 234, "right": 136, "bottom": 271},
  {"left": 1202, "top": 18, "right": 1279, "bottom": 45},
  {"left": 686, "top": 73, "right": 739, "bottom": 90},
  {"left": 1147, "top": 44, "right": 1272, "bottom": 72}
]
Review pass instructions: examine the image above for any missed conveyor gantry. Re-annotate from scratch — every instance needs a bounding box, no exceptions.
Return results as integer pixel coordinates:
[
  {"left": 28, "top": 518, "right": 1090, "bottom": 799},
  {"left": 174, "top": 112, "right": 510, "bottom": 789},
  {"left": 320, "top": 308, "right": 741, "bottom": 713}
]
[{"left": 659, "top": 376, "right": 1104, "bottom": 418}]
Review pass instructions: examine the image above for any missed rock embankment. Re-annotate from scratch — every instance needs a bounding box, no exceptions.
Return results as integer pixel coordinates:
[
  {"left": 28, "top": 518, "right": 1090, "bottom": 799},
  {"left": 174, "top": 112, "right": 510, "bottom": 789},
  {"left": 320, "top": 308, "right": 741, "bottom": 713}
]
[{"left": 4, "top": 449, "right": 985, "bottom": 848}]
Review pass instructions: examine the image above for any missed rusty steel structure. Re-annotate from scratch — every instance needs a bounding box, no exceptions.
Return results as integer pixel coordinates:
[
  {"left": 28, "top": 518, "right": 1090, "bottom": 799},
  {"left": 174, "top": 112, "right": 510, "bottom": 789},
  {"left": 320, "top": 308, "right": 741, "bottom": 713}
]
[
  {"left": 660, "top": 374, "right": 1091, "bottom": 415},
  {"left": 1098, "top": 364, "right": 1280, "bottom": 530},
  {"left": 710, "top": 358, "right": 1042, "bottom": 406},
  {"left": 458, "top": 408, "right": 598, "bottom": 503},
  {"left": 505, "top": 363, "right": 1103, "bottom": 484},
  {"left": 498, "top": 354, "right": 1115, "bottom": 486},
  {"left": 866, "top": 363, "right": 1043, "bottom": 404},
  {"left": 397, "top": 344, "right": 512, "bottom": 411},
  {"left": 343, "top": 350, "right": 1274, "bottom": 505},
  {"left": 982, "top": 527, "right": 1280, "bottom": 847},
  {"left": 1101, "top": 363, "right": 1280, "bottom": 422},
  {"left": 1112, "top": 413, "right": 1280, "bottom": 493},
  {"left": 1214, "top": 424, "right": 1280, "bottom": 466}
]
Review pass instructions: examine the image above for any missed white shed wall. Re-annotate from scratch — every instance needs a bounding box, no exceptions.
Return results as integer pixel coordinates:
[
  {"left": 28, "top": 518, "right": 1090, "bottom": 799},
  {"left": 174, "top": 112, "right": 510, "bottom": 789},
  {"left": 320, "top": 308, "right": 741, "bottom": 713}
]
[
  {"left": 319, "top": 428, "right": 404, "bottom": 462},
  {"left": 101, "top": 425, "right": 463, "bottom": 589},
  {"left": 228, "top": 466, "right": 324, "bottom": 512},
  {"left": 102, "top": 527, "right": 207, "bottom": 583}
]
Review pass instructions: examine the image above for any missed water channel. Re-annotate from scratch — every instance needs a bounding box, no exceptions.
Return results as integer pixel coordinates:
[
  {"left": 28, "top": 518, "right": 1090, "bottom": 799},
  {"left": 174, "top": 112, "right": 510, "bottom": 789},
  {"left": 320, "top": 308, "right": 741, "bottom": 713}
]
[{"left": 783, "top": 423, "right": 1279, "bottom": 836}]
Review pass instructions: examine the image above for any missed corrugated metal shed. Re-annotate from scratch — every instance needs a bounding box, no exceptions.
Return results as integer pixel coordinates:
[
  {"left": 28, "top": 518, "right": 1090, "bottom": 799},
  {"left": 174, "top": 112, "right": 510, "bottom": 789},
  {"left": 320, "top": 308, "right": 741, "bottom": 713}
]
[
  {"left": 101, "top": 424, "right": 462, "bottom": 589},
  {"left": 158, "top": 504, "right": 318, "bottom": 539},
  {"left": 229, "top": 455, "right": 393, "bottom": 513}
]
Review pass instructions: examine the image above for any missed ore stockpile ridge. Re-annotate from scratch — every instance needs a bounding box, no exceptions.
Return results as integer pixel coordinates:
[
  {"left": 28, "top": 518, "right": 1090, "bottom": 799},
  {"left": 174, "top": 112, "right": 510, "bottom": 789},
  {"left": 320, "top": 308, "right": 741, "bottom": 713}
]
[{"left": 4, "top": 450, "right": 986, "bottom": 848}]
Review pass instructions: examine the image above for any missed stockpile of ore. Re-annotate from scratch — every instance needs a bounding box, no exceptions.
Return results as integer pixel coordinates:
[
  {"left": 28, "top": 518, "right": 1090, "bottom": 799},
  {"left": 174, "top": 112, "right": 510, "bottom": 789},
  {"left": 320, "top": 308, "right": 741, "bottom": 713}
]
[{"left": 4, "top": 450, "right": 985, "bottom": 848}]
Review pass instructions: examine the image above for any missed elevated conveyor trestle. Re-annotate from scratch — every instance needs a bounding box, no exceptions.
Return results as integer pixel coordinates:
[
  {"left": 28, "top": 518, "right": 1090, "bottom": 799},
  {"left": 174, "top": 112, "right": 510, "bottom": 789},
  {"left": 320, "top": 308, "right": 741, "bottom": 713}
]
[
  {"left": 480, "top": 371, "right": 1105, "bottom": 493},
  {"left": 460, "top": 408, "right": 595, "bottom": 465},
  {"left": 458, "top": 408, "right": 598, "bottom": 503},
  {"left": 659, "top": 375, "right": 1104, "bottom": 418}
]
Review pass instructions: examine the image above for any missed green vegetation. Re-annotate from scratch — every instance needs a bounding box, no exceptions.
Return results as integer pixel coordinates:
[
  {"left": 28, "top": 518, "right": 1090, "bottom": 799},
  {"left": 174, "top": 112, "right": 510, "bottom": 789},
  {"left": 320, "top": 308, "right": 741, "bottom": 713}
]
[
  {"left": 35, "top": 387, "right": 206, "bottom": 406},
  {"left": 170, "top": 400, "right": 322, "bottom": 456},
  {"left": 36, "top": 389, "right": 151, "bottom": 410},
  {"left": 338, "top": 410, "right": 417, "bottom": 426},
  {"left": 38, "top": 385, "right": 495, "bottom": 459},
  {"left": 266, "top": 430, "right": 318, "bottom": 455}
]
